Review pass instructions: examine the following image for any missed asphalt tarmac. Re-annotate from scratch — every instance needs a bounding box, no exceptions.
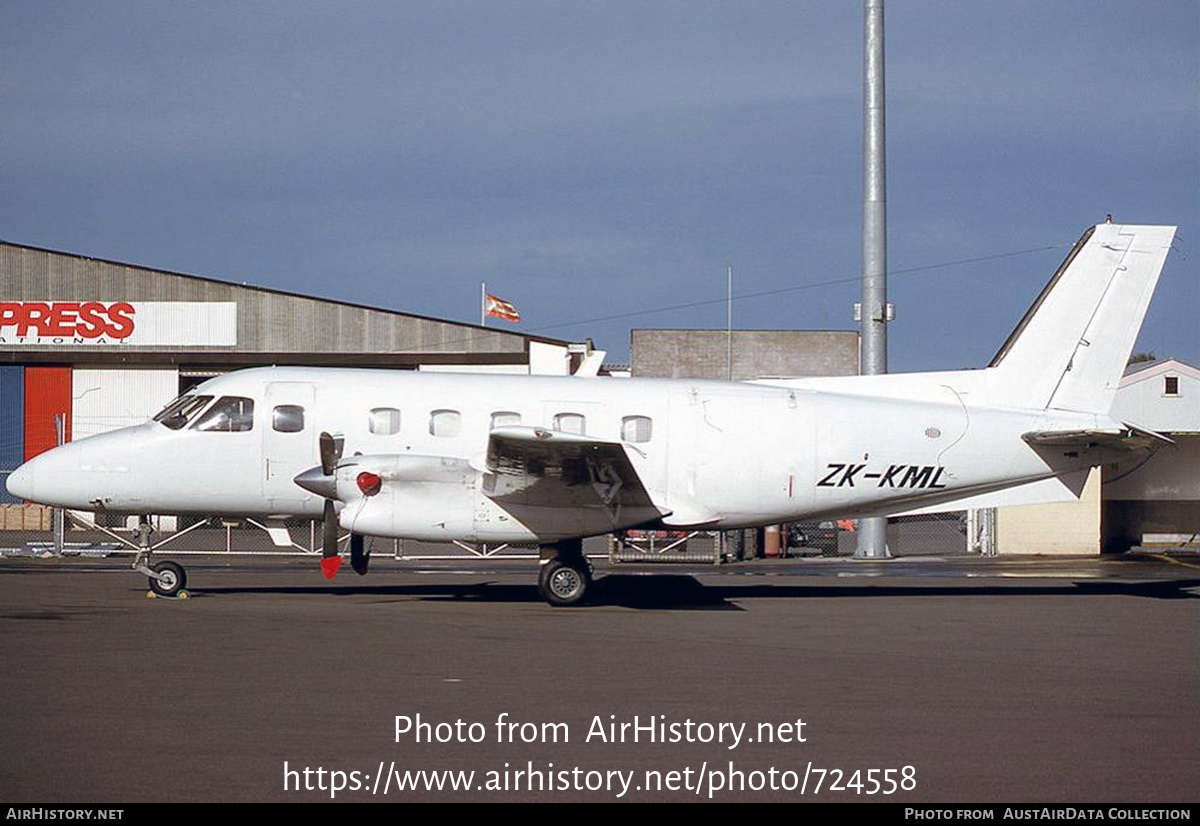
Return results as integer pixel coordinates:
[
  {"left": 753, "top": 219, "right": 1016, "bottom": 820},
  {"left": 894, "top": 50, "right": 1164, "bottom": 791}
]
[{"left": 1, "top": 553, "right": 1196, "bottom": 803}]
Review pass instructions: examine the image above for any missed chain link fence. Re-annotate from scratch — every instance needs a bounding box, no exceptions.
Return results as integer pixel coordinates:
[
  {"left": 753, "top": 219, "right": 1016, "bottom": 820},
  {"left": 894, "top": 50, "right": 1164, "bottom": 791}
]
[{"left": 2, "top": 505, "right": 980, "bottom": 563}]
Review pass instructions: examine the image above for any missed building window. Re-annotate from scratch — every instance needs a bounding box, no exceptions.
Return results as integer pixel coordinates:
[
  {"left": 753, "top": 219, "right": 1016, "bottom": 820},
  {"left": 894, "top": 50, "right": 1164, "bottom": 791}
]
[
  {"left": 429, "top": 409, "right": 461, "bottom": 437},
  {"left": 369, "top": 407, "right": 401, "bottom": 435},
  {"left": 621, "top": 415, "right": 653, "bottom": 443},
  {"left": 490, "top": 411, "right": 521, "bottom": 429},
  {"left": 1164, "top": 376, "right": 1180, "bottom": 396},
  {"left": 272, "top": 405, "right": 305, "bottom": 433},
  {"left": 552, "top": 412, "right": 586, "bottom": 435},
  {"left": 192, "top": 396, "right": 255, "bottom": 432}
]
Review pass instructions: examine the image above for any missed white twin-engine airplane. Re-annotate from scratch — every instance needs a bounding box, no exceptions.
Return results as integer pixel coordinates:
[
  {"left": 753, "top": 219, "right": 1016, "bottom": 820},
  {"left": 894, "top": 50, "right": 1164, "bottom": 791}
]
[{"left": 5, "top": 223, "right": 1177, "bottom": 605}]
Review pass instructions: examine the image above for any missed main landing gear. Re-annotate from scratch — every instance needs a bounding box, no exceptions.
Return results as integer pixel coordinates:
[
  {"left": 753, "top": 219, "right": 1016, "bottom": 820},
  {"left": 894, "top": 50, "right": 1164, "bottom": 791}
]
[{"left": 537, "top": 539, "right": 592, "bottom": 607}]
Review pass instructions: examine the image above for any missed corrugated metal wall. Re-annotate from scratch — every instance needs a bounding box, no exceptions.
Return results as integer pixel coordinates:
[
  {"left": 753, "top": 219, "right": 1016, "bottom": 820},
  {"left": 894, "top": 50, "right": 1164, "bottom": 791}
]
[
  {"left": 72, "top": 368, "right": 179, "bottom": 440},
  {"left": 1, "top": 242, "right": 531, "bottom": 356},
  {"left": 24, "top": 366, "right": 71, "bottom": 460},
  {"left": 0, "top": 365, "right": 24, "bottom": 503}
]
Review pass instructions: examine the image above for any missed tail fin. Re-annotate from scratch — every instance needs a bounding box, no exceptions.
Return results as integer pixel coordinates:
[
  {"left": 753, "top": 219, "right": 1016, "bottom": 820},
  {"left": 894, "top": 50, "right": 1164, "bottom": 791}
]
[{"left": 988, "top": 223, "right": 1175, "bottom": 414}]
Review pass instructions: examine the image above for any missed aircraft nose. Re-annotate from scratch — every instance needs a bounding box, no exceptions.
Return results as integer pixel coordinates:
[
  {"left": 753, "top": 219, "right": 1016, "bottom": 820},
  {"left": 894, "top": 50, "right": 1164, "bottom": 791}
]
[
  {"left": 4, "top": 442, "right": 86, "bottom": 508},
  {"left": 5, "top": 462, "right": 34, "bottom": 500}
]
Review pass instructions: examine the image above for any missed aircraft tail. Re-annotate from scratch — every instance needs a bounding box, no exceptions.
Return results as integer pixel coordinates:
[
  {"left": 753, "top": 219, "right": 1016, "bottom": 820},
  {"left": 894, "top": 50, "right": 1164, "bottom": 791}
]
[{"left": 988, "top": 223, "right": 1175, "bottom": 414}]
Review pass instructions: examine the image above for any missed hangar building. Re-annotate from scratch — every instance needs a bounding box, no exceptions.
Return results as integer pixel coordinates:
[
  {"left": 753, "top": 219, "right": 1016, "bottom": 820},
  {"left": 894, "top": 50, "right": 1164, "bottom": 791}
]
[
  {"left": 1103, "top": 358, "right": 1199, "bottom": 550},
  {"left": 631, "top": 329, "right": 859, "bottom": 381},
  {"left": 0, "top": 239, "right": 587, "bottom": 503}
]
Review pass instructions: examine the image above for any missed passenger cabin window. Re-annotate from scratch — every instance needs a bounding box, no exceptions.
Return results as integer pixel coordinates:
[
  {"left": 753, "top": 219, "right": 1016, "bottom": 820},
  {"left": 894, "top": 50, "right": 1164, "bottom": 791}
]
[
  {"left": 272, "top": 405, "right": 305, "bottom": 433},
  {"left": 1165, "top": 376, "right": 1180, "bottom": 396},
  {"left": 621, "top": 415, "right": 653, "bottom": 443},
  {"left": 192, "top": 396, "right": 255, "bottom": 432},
  {"left": 553, "top": 412, "right": 586, "bottom": 435},
  {"left": 153, "top": 395, "right": 213, "bottom": 431},
  {"left": 490, "top": 411, "right": 521, "bottom": 429},
  {"left": 370, "top": 407, "right": 401, "bottom": 435},
  {"left": 429, "top": 409, "right": 461, "bottom": 438}
]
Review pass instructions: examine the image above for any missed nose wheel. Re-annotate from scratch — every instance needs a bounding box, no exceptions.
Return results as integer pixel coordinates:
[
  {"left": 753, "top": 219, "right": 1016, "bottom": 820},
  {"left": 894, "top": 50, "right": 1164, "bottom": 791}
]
[
  {"left": 147, "top": 560, "right": 188, "bottom": 598},
  {"left": 130, "top": 517, "right": 189, "bottom": 598}
]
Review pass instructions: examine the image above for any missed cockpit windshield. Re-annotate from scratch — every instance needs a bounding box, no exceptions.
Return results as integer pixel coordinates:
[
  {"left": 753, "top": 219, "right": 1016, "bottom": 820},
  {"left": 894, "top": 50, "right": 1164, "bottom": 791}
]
[
  {"left": 191, "top": 396, "right": 255, "bottom": 432},
  {"left": 153, "top": 395, "right": 214, "bottom": 430}
]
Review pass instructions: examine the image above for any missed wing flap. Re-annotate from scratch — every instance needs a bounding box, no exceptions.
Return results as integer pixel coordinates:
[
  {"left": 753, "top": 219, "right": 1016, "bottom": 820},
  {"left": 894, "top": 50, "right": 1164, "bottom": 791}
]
[{"left": 483, "top": 427, "right": 663, "bottom": 518}]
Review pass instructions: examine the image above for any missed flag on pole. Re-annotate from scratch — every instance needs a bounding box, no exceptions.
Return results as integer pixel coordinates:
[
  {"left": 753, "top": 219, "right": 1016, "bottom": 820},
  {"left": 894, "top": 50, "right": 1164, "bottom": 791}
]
[{"left": 484, "top": 294, "right": 521, "bottom": 323}]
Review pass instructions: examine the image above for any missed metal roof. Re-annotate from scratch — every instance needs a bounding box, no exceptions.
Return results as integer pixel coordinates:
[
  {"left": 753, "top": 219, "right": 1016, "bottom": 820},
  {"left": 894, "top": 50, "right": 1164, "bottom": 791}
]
[{"left": 0, "top": 239, "right": 567, "bottom": 367}]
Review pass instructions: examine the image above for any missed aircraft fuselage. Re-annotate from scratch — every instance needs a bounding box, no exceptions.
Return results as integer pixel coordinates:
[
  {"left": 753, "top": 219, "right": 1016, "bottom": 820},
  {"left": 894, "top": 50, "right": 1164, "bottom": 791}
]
[{"left": 8, "top": 366, "right": 1111, "bottom": 543}]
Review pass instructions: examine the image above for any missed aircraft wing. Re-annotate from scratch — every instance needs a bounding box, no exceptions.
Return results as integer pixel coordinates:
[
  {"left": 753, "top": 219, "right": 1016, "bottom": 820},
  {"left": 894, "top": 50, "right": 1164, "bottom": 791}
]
[{"left": 483, "top": 426, "right": 663, "bottom": 518}]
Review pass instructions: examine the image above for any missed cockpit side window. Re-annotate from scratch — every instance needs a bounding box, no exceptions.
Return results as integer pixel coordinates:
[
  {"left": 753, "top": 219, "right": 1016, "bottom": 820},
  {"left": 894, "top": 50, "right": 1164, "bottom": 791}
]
[
  {"left": 153, "top": 395, "right": 214, "bottom": 431},
  {"left": 192, "top": 396, "right": 255, "bottom": 432}
]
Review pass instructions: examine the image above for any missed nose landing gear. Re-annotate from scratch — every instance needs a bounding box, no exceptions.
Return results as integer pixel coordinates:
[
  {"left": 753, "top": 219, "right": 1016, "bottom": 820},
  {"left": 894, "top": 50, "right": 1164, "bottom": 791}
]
[
  {"left": 146, "top": 560, "right": 188, "bottom": 597},
  {"left": 129, "top": 516, "right": 189, "bottom": 598}
]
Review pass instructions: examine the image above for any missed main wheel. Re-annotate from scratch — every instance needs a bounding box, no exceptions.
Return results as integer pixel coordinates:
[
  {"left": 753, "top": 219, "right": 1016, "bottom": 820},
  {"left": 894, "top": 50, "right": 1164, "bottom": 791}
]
[
  {"left": 148, "top": 561, "right": 187, "bottom": 597},
  {"left": 538, "top": 558, "right": 589, "bottom": 607}
]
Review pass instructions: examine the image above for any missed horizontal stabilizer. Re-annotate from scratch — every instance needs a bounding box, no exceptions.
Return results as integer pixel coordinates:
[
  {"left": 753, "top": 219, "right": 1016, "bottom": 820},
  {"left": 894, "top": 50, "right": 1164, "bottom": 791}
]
[{"left": 1022, "top": 424, "right": 1172, "bottom": 453}]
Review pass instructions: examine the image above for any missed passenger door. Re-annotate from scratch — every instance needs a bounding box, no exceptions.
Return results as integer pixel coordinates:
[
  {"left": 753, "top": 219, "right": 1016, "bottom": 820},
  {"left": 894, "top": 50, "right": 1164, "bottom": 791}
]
[{"left": 262, "top": 381, "right": 317, "bottom": 512}]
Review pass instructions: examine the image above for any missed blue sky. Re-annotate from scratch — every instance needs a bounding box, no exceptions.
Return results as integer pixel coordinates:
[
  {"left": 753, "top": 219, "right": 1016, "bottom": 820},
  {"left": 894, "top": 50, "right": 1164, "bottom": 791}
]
[{"left": 2, "top": 1, "right": 1196, "bottom": 371}]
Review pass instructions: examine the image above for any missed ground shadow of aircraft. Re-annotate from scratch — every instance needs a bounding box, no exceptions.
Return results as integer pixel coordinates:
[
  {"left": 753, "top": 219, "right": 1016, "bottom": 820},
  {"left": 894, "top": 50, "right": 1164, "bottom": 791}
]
[{"left": 184, "top": 573, "right": 1200, "bottom": 609}]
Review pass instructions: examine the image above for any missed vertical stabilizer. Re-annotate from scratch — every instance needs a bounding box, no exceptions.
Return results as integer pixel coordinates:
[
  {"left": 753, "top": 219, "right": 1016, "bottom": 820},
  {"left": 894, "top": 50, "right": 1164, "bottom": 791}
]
[{"left": 988, "top": 223, "right": 1175, "bottom": 414}]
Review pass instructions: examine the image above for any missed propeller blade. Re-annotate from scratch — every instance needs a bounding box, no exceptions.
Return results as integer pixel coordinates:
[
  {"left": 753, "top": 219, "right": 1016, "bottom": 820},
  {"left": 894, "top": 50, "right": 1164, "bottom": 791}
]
[
  {"left": 318, "top": 432, "right": 343, "bottom": 476},
  {"left": 350, "top": 533, "right": 370, "bottom": 576},
  {"left": 320, "top": 499, "right": 342, "bottom": 578}
]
